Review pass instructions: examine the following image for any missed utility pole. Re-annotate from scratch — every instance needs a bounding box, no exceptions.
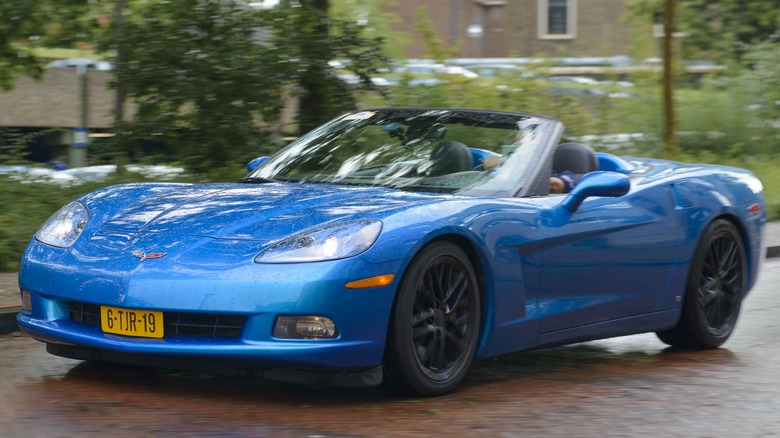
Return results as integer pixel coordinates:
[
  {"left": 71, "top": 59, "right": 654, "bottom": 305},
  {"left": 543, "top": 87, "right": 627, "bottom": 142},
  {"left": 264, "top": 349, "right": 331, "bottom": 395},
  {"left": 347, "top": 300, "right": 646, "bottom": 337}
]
[
  {"left": 662, "top": 0, "right": 677, "bottom": 157},
  {"left": 113, "top": 0, "right": 127, "bottom": 125},
  {"left": 449, "top": 0, "right": 459, "bottom": 47},
  {"left": 298, "top": 0, "right": 331, "bottom": 135}
]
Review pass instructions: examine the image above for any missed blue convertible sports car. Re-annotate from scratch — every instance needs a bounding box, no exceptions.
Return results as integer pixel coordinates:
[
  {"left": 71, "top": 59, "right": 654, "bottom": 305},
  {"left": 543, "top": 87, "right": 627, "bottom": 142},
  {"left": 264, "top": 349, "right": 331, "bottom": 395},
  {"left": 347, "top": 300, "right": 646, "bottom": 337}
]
[{"left": 17, "top": 108, "right": 766, "bottom": 396}]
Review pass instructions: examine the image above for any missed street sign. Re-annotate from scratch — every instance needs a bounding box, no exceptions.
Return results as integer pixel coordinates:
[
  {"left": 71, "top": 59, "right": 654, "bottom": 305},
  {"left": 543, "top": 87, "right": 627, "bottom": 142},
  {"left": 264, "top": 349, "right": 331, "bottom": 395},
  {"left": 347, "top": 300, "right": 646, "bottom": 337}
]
[{"left": 74, "top": 128, "right": 88, "bottom": 148}]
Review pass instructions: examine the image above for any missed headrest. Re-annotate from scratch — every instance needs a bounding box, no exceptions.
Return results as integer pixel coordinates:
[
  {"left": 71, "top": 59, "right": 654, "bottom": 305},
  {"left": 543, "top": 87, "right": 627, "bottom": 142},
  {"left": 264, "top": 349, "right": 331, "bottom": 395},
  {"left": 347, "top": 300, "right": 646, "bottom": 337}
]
[
  {"left": 553, "top": 142, "right": 597, "bottom": 175},
  {"left": 428, "top": 141, "right": 473, "bottom": 176}
]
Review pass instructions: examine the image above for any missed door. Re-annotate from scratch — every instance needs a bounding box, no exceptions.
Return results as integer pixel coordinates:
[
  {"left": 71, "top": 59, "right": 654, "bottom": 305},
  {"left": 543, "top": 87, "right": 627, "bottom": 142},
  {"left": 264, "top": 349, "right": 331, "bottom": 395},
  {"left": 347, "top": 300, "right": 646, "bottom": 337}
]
[{"left": 536, "top": 185, "right": 683, "bottom": 335}]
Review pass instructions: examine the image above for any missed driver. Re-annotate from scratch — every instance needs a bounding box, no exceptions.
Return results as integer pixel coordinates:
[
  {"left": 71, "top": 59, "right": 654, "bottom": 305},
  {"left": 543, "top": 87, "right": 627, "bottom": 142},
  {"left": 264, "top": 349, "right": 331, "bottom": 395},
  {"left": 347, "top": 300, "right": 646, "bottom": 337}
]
[{"left": 550, "top": 171, "right": 579, "bottom": 194}]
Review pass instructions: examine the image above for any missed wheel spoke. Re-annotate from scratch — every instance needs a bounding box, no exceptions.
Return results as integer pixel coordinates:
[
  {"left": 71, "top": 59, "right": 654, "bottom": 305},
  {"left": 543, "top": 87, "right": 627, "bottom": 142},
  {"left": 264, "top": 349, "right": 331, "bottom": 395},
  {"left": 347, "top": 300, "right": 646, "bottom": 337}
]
[
  {"left": 444, "top": 272, "right": 467, "bottom": 312},
  {"left": 424, "top": 270, "right": 437, "bottom": 303},
  {"left": 445, "top": 320, "right": 467, "bottom": 344},
  {"left": 412, "top": 323, "right": 435, "bottom": 339},
  {"left": 657, "top": 221, "right": 745, "bottom": 349},
  {"left": 411, "top": 308, "right": 435, "bottom": 327},
  {"left": 416, "top": 261, "right": 468, "bottom": 372},
  {"left": 433, "top": 264, "right": 447, "bottom": 302},
  {"left": 417, "top": 338, "right": 434, "bottom": 364},
  {"left": 697, "top": 280, "right": 718, "bottom": 307},
  {"left": 721, "top": 242, "right": 739, "bottom": 272},
  {"left": 433, "top": 330, "right": 447, "bottom": 370},
  {"left": 698, "top": 234, "right": 744, "bottom": 331}
]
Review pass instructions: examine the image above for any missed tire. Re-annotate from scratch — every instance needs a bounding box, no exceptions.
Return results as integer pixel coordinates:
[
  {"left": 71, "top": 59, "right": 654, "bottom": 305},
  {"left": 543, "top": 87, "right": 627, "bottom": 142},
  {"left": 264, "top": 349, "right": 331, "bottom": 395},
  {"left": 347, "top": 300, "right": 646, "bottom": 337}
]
[
  {"left": 656, "top": 219, "right": 746, "bottom": 349},
  {"left": 383, "top": 241, "right": 481, "bottom": 396}
]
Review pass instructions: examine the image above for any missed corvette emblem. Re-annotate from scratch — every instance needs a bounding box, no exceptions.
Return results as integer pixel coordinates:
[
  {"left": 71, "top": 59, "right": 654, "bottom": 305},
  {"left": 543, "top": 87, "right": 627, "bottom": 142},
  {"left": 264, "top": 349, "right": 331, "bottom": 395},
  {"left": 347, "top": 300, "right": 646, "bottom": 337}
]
[{"left": 132, "top": 250, "right": 167, "bottom": 262}]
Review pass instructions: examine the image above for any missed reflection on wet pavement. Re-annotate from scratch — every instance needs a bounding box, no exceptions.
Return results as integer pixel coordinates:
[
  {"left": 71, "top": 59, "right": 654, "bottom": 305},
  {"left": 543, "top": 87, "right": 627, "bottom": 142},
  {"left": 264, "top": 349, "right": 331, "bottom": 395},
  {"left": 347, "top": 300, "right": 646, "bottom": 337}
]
[{"left": 2, "top": 261, "right": 780, "bottom": 437}]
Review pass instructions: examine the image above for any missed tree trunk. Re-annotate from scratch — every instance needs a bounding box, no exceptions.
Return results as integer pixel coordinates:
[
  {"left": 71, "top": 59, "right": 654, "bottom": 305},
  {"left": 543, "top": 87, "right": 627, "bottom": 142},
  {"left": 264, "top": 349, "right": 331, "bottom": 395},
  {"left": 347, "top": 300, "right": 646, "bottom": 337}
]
[
  {"left": 662, "top": 0, "right": 677, "bottom": 157},
  {"left": 298, "top": 0, "right": 331, "bottom": 136},
  {"left": 113, "top": 0, "right": 127, "bottom": 125}
]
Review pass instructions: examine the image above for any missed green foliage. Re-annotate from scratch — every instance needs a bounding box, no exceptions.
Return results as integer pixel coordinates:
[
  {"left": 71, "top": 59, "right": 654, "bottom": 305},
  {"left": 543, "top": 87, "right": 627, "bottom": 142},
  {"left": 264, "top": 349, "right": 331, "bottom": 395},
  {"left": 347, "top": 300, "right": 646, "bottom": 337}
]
[
  {"left": 0, "top": 177, "right": 63, "bottom": 271},
  {"left": 0, "top": 0, "right": 110, "bottom": 91},
  {"left": 83, "top": 0, "right": 392, "bottom": 161},
  {"left": 379, "top": 73, "right": 601, "bottom": 139},
  {"left": 3, "top": 0, "right": 780, "bottom": 272},
  {"left": 677, "top": 0, "right": 780, "bottom": 62},
  {"left": 727, "top": 38, "right": 780, "bottom": 136},
  {"left": 2, "top": 0, "right": 392, "bottom": 175},
  {"left": 357, "top": 59, "right": 780, "bottom": 222},
  {"left": 0, "top": 128, "right": 35, "bottom": 164},
  {"left": 4, "top": 70, "right": 780, "bottom": 271},
  {"left": 413, "top": 7, "right": 458, "bottom": 62},
  {"left": 627, "top": 0, "right": 780, "bottom": 62},
  {"left": 748, "top": 160, "right": 780, "bottom": 220},
  {"left": 0, "top": 169, "right": 193, "bottom": 271},
  {"left": 97, "top": 0, "right": 294, "bottom": 174},
  {"left": 330, "top": 0, "right": 411, "bottom": 59},
  {"left": 266, "top": 0, "right": 391, "bottom": 134},
  {"left": 0, "top": 0, "right": 48, "bottom": 90}
]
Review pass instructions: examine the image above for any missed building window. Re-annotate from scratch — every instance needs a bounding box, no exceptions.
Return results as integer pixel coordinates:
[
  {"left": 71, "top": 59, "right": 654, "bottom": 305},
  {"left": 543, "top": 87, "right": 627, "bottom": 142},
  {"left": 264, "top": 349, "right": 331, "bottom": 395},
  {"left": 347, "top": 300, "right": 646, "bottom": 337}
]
[{"left": 538, "top": 0, "right": 577, "bottom": 39}]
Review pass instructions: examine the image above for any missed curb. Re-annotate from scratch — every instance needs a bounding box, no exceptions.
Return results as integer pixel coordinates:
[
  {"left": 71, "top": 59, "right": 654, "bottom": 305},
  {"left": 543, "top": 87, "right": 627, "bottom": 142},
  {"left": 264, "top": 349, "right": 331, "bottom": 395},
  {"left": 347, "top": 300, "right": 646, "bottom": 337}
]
[
  {"left": 1, "top": 246, "right": 779, "bottom": 336},
  {"left": 0, "top": 307, "right": 18, "bottom": 335}
]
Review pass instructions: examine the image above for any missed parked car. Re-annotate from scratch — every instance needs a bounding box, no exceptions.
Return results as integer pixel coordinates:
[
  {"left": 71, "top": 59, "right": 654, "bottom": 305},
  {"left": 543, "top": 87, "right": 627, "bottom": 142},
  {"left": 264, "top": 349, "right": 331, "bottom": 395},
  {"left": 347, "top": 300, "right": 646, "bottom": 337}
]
[
  {"left": 392, "top": 62, "right": 477, "bottom": 77},
  {"left": 386, "top": 62, "right": 478, "bottom": 85},
  {"left": 544, "top": 76, "right": 635, "bottom": 98},
  {"left": 17, "top": 108, "right": 766, "bottom": 396}
]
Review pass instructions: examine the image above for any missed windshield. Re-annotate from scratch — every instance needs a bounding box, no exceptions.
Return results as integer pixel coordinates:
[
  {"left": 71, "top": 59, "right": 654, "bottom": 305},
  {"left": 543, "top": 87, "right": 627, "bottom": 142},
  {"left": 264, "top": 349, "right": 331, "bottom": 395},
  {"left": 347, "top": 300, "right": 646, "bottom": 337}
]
[{"left": 247, "top": 108, "right": 560, "bottom": 196}]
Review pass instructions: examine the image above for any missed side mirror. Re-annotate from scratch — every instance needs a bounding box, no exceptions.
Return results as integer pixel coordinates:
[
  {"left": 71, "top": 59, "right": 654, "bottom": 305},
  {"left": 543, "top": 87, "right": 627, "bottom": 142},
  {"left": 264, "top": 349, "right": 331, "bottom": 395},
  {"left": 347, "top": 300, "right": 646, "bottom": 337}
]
[
  {"left": 246, "top": 156, "right": 269, "bottom": 172},
  {"left": 560, "top": 171, "right": 630, "bottom": 212}
]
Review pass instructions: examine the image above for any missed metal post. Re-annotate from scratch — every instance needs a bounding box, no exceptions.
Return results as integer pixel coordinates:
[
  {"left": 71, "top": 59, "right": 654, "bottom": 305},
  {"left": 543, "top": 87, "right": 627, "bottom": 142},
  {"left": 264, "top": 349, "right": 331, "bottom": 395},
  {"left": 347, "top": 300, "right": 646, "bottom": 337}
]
[
  {"left": 449, "top": 0, "right": 459, "bottom": 47},
  {"left": 69, "top": 64, "right": 88, "bottom": 168}
]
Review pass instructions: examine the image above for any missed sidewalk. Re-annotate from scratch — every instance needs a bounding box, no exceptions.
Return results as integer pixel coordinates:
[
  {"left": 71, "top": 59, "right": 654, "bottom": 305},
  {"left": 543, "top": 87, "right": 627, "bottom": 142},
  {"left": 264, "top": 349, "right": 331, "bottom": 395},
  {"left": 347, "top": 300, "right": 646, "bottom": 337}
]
[{"left": 3, "top": 222, "right": 780, "bottom": 334}]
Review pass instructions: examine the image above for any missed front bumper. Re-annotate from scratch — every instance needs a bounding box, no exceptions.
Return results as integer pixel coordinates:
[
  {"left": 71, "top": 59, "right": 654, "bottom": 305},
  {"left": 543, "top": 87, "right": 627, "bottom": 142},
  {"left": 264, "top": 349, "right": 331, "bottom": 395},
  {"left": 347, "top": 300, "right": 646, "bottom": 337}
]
[
  {"left": 18, "top": 243, "right": 403, "bottom": 368},
  {"left": 17, "top": 310, "right": 383, "bottom": 368}
]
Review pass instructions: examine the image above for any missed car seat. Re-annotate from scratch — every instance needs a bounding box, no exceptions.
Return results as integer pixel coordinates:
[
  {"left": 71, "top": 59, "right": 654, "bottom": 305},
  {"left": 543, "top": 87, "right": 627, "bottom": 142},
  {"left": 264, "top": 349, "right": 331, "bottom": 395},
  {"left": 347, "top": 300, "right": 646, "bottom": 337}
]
[
  {"left": 427, "top": 141, "right": 473, "bottom": 176},
  {"left": 553, "top": 142, "right": 597, "bottom": 175}
]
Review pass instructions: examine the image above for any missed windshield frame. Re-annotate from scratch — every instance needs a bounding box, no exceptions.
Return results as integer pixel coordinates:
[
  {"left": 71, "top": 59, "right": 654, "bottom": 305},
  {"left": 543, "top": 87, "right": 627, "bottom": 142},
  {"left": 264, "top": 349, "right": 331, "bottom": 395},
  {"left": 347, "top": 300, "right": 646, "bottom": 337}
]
[{"left": 247, "top": 108, "right": 564, "bottom": 198}]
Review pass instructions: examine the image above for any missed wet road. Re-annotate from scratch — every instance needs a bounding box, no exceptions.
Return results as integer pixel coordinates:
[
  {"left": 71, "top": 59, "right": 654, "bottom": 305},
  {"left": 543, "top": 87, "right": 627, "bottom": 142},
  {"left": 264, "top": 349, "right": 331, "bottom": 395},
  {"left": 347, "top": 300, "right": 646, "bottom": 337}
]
[{"left": 2, "top": 260, "right": 780, "bottom": 437}]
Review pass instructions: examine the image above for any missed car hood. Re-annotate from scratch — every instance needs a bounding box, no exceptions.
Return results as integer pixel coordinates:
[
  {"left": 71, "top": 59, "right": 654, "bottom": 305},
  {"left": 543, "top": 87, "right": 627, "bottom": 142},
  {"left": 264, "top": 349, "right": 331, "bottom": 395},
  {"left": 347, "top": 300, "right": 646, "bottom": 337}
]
[{"left": 96, "top": 182, "right": 431, "bottom": 241}]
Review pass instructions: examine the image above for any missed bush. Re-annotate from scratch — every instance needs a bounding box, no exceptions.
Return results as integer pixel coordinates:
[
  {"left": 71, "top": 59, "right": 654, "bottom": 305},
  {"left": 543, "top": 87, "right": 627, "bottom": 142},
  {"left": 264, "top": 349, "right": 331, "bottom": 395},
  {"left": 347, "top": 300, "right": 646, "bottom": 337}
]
[
  {"left": 0, "top": 177, "right": 81, "bottom": 271},
  {"left": 5, "top": 58, "right": 780, "bottom": 271},
  {"left": 0, "top": 171, "right": 198, "bottom": 271}
]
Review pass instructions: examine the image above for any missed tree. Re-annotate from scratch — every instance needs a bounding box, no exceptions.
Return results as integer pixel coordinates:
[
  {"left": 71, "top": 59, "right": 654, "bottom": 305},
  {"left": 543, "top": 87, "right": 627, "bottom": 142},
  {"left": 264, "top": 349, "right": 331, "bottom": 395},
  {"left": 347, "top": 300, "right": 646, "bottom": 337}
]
[
  {"left": 677, "top": 0, "right": 780, "bottom": 62},
  {"left": 267, "top": 0, "right": 390, "bottom": 135},
  {"left": 3, "top": 0, "right": 390, "bottom": 172},
  {"left": 330, "top": 0, "right": 411, "bottom": 59},
  {"left": 662, "top": 0, "right": 677, "bottom": 157},
  {"left": 0, "top": 0, "right": 109, "bottom": 92},
  {"left": 0, "top": 1, "right": 49, "bottom": 91},
  {"left": 413, "top": 7, "right": 459, "bottom": 62},
  {"left": 99, "top": 0, "right": 296, "bottom": 173},
  {"left": 628, "top": 0, "right": 780, "bottom": 62},
  {"left": 727, "top": 38, "right": 780, "bottom": 154}
]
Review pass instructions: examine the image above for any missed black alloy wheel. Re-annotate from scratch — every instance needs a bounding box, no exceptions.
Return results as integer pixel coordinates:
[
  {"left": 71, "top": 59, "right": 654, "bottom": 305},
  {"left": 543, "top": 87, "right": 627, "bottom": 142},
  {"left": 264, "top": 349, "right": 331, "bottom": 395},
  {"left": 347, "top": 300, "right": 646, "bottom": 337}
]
[
  {"left": 657, "top": 218, "right": 746, "bottom": 348},
  {"left": 383, "top": 241, "right": 481, "bottom": 396}
]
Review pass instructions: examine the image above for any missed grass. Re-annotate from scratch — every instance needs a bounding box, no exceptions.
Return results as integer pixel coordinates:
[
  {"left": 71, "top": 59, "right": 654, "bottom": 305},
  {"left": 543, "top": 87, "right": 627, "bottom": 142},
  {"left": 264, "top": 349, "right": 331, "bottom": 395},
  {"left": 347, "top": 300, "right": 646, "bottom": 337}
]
[
  {"left": 30, "top": 47, "right": 102, "bottom": 60},
  {"left": 746, "top": 159, "right": 780, "bottom": 219}
]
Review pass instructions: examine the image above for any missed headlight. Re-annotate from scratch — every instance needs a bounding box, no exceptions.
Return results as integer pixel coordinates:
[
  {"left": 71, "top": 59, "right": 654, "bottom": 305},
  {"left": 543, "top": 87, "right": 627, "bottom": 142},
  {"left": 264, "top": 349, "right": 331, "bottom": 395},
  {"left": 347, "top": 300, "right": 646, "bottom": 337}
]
[
  {"left": 255, "top": 220, "right": 382, "bottom": 263},
  {"left": 34, "top": 201, "right": 89, "bottom": 248}
]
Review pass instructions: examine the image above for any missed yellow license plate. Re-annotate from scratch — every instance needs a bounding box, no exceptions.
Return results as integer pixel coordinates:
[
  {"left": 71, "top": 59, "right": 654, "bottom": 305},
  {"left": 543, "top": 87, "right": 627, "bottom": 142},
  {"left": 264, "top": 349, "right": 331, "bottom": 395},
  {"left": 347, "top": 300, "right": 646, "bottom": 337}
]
[{"left": 100, "top": 306, "right": 164, "bottom": 338}]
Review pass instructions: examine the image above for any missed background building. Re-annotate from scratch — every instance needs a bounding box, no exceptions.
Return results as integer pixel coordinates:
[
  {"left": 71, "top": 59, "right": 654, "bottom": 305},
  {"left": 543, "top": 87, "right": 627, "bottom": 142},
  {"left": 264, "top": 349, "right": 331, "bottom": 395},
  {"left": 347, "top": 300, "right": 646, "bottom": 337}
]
[{"left": 386, "top": 0, "right": 632, "bottom": 59}]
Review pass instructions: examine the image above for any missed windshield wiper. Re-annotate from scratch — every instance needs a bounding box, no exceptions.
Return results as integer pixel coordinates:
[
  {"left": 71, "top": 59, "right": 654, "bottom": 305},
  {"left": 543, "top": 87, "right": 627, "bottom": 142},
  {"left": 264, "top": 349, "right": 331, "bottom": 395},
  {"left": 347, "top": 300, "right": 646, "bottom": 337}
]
[{"left": 238, "top": 176, "right": 275, "bottom": 184}]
